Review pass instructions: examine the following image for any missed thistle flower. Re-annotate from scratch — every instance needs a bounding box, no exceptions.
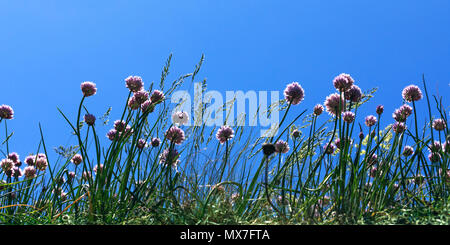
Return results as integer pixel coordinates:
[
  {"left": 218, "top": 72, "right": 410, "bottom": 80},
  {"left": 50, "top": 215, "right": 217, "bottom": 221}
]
[
  {"left": 402, "top": 145, "right": 414, "bottom": 157},
  {"left": 150, "top": 90, "right": 165, "bottom": 104},
  {"left": 141, "top": 100, "right": 154, "bottom": 113},
  {"left": 402, "top": 85, "right": 423, "bottom": 102},
  {"left": 323, "top": 143, "right": 336, "bottom": 154},
  {"left": 274, "top": 140, "right": 290, "bottom": 154},
  {"left": 345, "top": 85, "right": 362, "bottom": 102},
  {"left": 399, "top": 104, "right": 413, "bottom": 117},
  {"left": 106, "top": 129, "right": 117, "bottom": 141},
  {"left": 84, "top": 114, "right": 96, "bottom": 126},
  {"left": 0, "top": 105, "right": 14, "bottom": 119},
  {"left": 71, "top": 154, "right": 83, "bottom": 166},
  {"left": 151, "top": 137, "right": 161, "bottom": 147},
  {"left": 333, "top": 73, "right": 354, "bottom": 92},
  {"left": 133, "top": 90, "right": 149, "bottom": 104},
  {"left": 392, "top": 122, "right": 407, "bottom": 134},
  {"left": 80, "top": 81, "right": 97, "bottom": 97},
  {"left": 313, "top": 104, "right": 324, "bottom": 116},
  {"left": 376, "top": 105, "right": 384, "bottom": 115},
  {"left": 324, "top": 93, "right": 344, "bottom": 116},
  {"left": 342, "top": 111, "right": 355, "bottom": 124},
  {"left": 283, "top": 82, "right": 305, "bottom": 105},
  {"left": 7, "top": 152, "right": 19, "bottom": 163},
  {"left": 165, "top": 126, "right": 186, "bottom": 145},
  {"left": 172, "top": 111, "right": 189, "bottom": 125},
  {"left": 216, "top": 125, "right": 234, "bottom": 144},
  {"left": 432, "top": 118, "right": 446, "bottom": 131},
  {"left": 1, "top": 158, "right": 14, "bottom": 172},
  {"left": 428, "top": 152, "right": 441, "bottom": 163},
  {"left": 137, "top": 139, "right": 147, "bottom": 149},
  {"left": 159, "top": 149, "right": 180, "bottom": 168},
  {"left": 24, "top": 166, "right": 37, "bottom": 179},
  {"left": 365, "top": 115, "right": 377, "bottom": 127},
  {"left": 262, "top": 143, "right": 276, "bottom": 156},
  {"left": 125, "top": 76, "right": 144, "bottom": 92}
]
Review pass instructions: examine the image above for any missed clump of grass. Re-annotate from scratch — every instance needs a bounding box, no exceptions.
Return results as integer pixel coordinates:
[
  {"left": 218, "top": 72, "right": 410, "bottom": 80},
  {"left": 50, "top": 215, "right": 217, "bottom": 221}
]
[{"left": 0, "top": 55, "right": 448, "bottom": 225}]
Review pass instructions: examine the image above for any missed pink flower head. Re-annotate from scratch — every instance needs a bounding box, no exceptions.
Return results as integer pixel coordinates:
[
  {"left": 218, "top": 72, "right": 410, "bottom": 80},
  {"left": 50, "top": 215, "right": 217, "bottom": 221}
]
[
  {"left": 402, "top": 85, "right": 423, "bottom": 102},
  {"left": 159, "top": 149, "right": 180, "bottom": 168},
  {"left": 324, "top": 93, "right": 344, "bottom": 116},
  {"left": 133, "top": 90, "right": 149, "bottom": 104},
  {"left": 429, "top": 141, "right": 442, "bottom": 153},
  {"left": 432, "top": 118, "right": 446, "bottom": 131},
  {"left": 125, "top": 76, "right": 144, "bottom": 92},
  {"left": 107, "top": 129, "right": 118, "bottom": 140},
  {"left": 428, "top": 152, "right": 441, "bottom": 163},
  {"left": 128, "top": 96, "right": 140, "bottom": 110},
  {"left": 365, "top": 115, "right": 377, "bottom": 127},
  {"left": 71, "top": 154, "right": 83, "bottom": 166},
  {"left": 137, "top": 139, "right": 147, "bottom": 149},
  {"left": 141, "top": 100, "right": 154, "bottom": 113},
  {"left": 402, "top": 145, "right": 414, "bottom": 157},
  {"left": 376, "top": 105, "right": 384, "bottom": 115},
  {"left": 0, "top": 105, "right": 14, "bottom": 119},
  {"left": 324, "top": 143, "right": 336, "bottom": 154},
  {"left": 80, "top": 81, "right": 97, "bottom": 97},
  {"left": 150, "top": 90, "right": 165, "bottom": 104},
  {"left": 335, "top": 137, "right": 352, "bottom": 150},
  {"left": 24, "top": 155, "right": 35, "bottom": 166},
  {"left": 392, "top": 122, "right": 407, "bottom": 134},
  {"left": 84, "top": 114, "right": 96, "bottom": 126},
  {"left": 35, "top": 157, "right": 48, "bottom": 171},
  {"left": 292, "top": 129, "right": 301, "bottom": 138},
  {"left": 93, "top": 164, "right": 104, "bottom": 174},
  {"left": 12, "top": 167, "right": 23, "bottom": 178},
  {"left": 114, "top": 120, "right": 127, "bottom": 132},
  {"left": 274, "top": 140, "right": 290, "bottom": 154},
  {"left": 313, "top": 104, "right": 324, "bottom": 116},
  {"left": 24, "top": 166, "right": 37, "bottom": 179},
  {"left": 165, "top": 126, "right": 186, "bottom": 145},
  {"left": 342, "top": 111, "right": 355, "bottom": 124},
  {"left": 1, "top": 158, "right": 14, "bottom": 172},
  {"left": 345, "top": 85, "right": 362, "bottom": 103},
  {"left": 284, "top": 82, "right": 305, "bottom": 105},
  {"left": 216, "top": 125, "right": 234, "bottom": 144},
  {"left": 7, "top": 152, "right": 19, "bottom": 163},
  {"left": 82, "top": 171, "right": 92, "bottom": 181},
  {"left": 333, "top": 73, "right": 354, "bottom": 92},
  {"left": 151, "top": 137, "right": 161, "bottom": 147},
  {"left": 392, "top": 105, "right": 413, "bottom": 122},
  {"left": 172, "top": 111, "right": 189, "bottom": 125}
]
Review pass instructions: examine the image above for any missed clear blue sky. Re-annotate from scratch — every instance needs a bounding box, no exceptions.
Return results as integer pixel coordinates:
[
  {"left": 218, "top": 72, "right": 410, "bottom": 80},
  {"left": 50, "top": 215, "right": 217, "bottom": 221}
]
[{"left": 1, "top": 0, "right": 449, "bottom": 159}]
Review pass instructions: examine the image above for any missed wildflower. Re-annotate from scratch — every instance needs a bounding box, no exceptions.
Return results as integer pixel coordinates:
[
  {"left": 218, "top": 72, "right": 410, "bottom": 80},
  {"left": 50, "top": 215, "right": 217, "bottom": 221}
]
[
  {"left": 106, "top": 129, "right": 118, "bottom": 140},
  {"left": 313, "top": 104, "right": 324, "bottom": 116},
  {"left": 159, "top": 149, "right": 180, "bottom": 168},
  {"left": 262, "top": 143, "right": 276, "bottom": 156},
  {"left": 365, "top": 115, "right": 377, "bottom": 127},
  {"left": 60, "top": 192, "right": 68, "bottom": 201},
  {"left": 151, "top": 137, "right": 161, "bottom": 147},
  {"left": 292, "top": 129, "right": 301, "bottom": 138},
  {"left": 71, "top": 154, "right": 83, "bottom": 166},
  {"left": 133, "top": 90, "right": 149, "bottom": 104},
  {"left": 359, "top": 131, "right": 364, "bottom": 140},
  {"left": 402, "top": 85, "right": 423, "bottom": 102},
  {"left": 35, "top": 157, "right": 48, "bottom": 171},
  {"left": 137, "top": 139, "right": 147, "bottom": 149},
  {"left": 376, "top": 105, "right": 384, "bottom": 115},
  {"left": 432, "top": 118, "right": 446, "bottom": 131},
  {"left": 216, "top": 125, "right": 234, "bottom": 144},
  {"left": 24, "top": 155, "right": 35, "bottom": 166},
  {"left": 125, "top": 76, "right": 144, "bottom": 92},
  {"left": 428, "top": 152, "right": 441, "bottom": 163},
  {"left": 402, "top": 145, "right": 414, "bottom": 157},
  {"left": 274, "top": 140, "right": 290, "bottom": 154},
  {"left": 368, "top": 154, "right": 378, "bottom": 166},
  {"left": 24, "top": 166, "right": 37, "bottom": 179},
  {"left": 122, "top": 125, "right": 134, "bottom": 138},
  {"left": 324, "top": 93, "right": 344, "bottom": 116},
  {"left": 342, "top": 111, "right": 355, "bottom": 124},
  {"left": 443, "top": 142, "right": 450, "bottom": 153},
  {"left": 0, "top": 105, "right": 14, "bottom": 119},
  {"left": 80, "top": 81, "right": 97, "bottom": 97},
  {"left": 141, "top": 100, "right": 154, "bottom": 113},
  {"left": 128, "top": 96, "right": 140, "bottom": 110},
  {"left": 82, "top": 171, "right": 92, "bottom": 181},
  {"left": 93, "top": 164, "right": 104, "bottom": 174},
  {"left": 67, "top": 171, "right": 76, "bottom": 183},
  {"left": 392, "top": 104, "right": 413, "bottom": 122},
  {"left": 231, "top": 193, "right": 240, "bottom": 203},
  {"left": 335, "top": 137, "right": 352, "bottom": 150},
  {"left": 165, "top": 126, "right": 186, "bottom": 145},
  {"left": 392, "top": 122, "right": 407, "bottom": 134},
  {"left": 283, "top": 82, "right": 305, "bottom": 105},
  {"left": 56, "top": 176, "right": 65, "bottom": 185},
  {"left": 323, "top": 143, "right": 336, "bottom": 154},
  {"left": 333, "top": 73, "right": 354, "bottom": 92},
  {"left": 1, "top": 158, "right": 14, "bottom": 172},
  {"left": 172, "top": 111, "right": 189, "bottom": 125},
  {"left": 345, "top": 85, "right": 362, "bottom": 102},
  {"left": 150, "top": 90, "right": 165, "bottom": 104},
  {"left": 7, "top": 152, "right": 19, "bottom": 163},
  {"left": 114, "top": 120, "right": 127, "bottom": 132},
  {"left": 429, "top": 141, "right": 442, "bottom": 153},
  {"left": 84, "top": 114, "right": 96, "bottom": 126}
]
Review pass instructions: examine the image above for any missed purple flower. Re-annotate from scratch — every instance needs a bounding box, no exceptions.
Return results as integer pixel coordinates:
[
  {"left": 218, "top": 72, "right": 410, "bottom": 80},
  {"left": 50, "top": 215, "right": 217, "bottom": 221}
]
[
  {"left": 345, "top": 85, "right": 362, "bottom": 103},
  {"left": 128, "top": 96, "right": 140, "bottom": 110},
  {"left": 333, "top": 73, "right": 354, "bottom": 92},
  {"left": 1, "top": 158, "right": 14, "bottom": 172},
  {"left": 313, "top": 104, "right": 324, "bottom": 116},
  {"left": 376, "top": 105, "right": 384, "bottom": 115},
  {"left": 292, "top": 129, "right": 300, "bottom": 138},
  {"left": 125, "top": 76, "right": 144, "bottom": 92},
  {"left": 432, "top": 118, "right": 446, "bottom": 131},
  {"left": 342, "top": 111, "right": 355, "bottom": 124},
  {"left": 429, "top": 141, "right": 442, "bottom": 153},
  {"left": 365, "top": 115, "right": 377, "bottom": 127},
  {"left": 24, "top": 155, "right": 35, "bottom": 166},
  {"left": 165, "top": 126, "right": 186, "bottom": 145},
  {"left": 71, "top": 154, "right": 83, "bottom": 166},
  {"left": 274, "top": 140, "right": 290, "bottom": 154},
  {"left": 82, "top": 171, "right": 92, "bottom": 181},
  {"left": 402, "top": 145, "right": 414, "bottom": 157},
  {"left": 84, "top": 114, "right": 96, "bottom": 126},
  {"left": 80, "top": 82, "right": 97, "bottom": 97},
  {"left": 283, "top": 82, "right": 305, "bottom": 105},
  {"left": 335, "top": 137, "right": 352, "bottom": 150},
  {"left": 151, "top": 137, "right": 161, "bottom": 147},
  {"left": 323, "top": 143, "right": 336, "bottom": 154},
  {"left": 133, "top": 90, "right": 149, "bottom": 104},
  {"left": 150, "top": 90, "right": 165, "bottom": 104},
  {"left": 67, "top": 171, "right": 76, "bottom": 183},
  {"left": 0, "top": 105, "right": 14, "bottom": 119},
  {"left": 7, "top": 152, "right": 19, "bottom": 163},
  {"left": 24, "top": 166, "right": 37, "bottom": 179},
  {"left": 216, "top": 125, "right": 234, "bottom": 144},
  {"left": 324, "top": 93, "right": 344, "bottom": 116},
  {"left": 159, "top": 149, "right": 180, "bottom": 168},
  {"left": 12, "top": 167, "right": 23, "bottom": 178},
  {"left": 402, "top": 85, "right": 423, "bottom": 102},
  {"left": 35, "top": 157, "right": 48, "bottom": 171},
  {"left": 107, "top": 129, "right": 118, "bottom": 141},
  {"left": 369, "top": 167, "right": 378, "bottom": 178},
  {"left": 392, "top": 122, "right": 407, "bottom": 134},
  {"left": 141, "top": 100, "right": 154, "bottom": 113},
  {"left": 137, "top": 139, "right": 147, "bottom": 149},
  {"left": 93, "top": 164, "right": 104, "bottom": 174},
  {"left": 368, "top": 154, "right": 378, "bottom": 166},
  {"left": 114, "top": 120, "right": 127, "bottom": 132},
  {"left": 392, "top": 105, "right": 413, "bottom": 122},
  {"left": 262, "top": 143, "right": 276, "bottom": 156}
]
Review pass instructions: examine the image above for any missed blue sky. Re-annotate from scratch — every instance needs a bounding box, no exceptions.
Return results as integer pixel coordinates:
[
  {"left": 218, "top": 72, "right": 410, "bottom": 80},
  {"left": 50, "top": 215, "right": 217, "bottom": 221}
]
[{"left": 0, "top": 0, "right": 449, "bottom": 159}]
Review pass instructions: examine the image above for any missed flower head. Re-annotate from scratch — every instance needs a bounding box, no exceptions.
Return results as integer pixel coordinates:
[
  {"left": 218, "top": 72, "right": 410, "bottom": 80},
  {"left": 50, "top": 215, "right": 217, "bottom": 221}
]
[
  {"left": 333, "top": 73, "right": 354, "bottom": 92},
  {"left": 365, "top": 115, "right": 377, "bottom": 127},
  {"left": 172, "top": 111, "right": 189, "bottom": 125},
  {"left": 392, "top": 122, "right": 407, "bottom": 134},
  {"left": 0, "top": 105, "right": 14, "bottom": 119},
  {"left": 133, "top": 90, "right": 149, "bottom": 104},
  {"left": 284, "top": 82, "right": 305, "bottom": 105},
  {"left": 150, "top": 90, "right": 165, "bottom": 104},
  {"left": 125, "top": 76, "right": 144, "bottom": 92},
  {"left": 402, "top": 145, "right": 414, "bottom": 157},
  {"left": 165, "top": 126, "right": 186, "bottom": 145},
  {"left": 345, "top": 85, "right": 362, "bottom": 102},
  {"left": 342, "top": 111, "right": 355, "bottom": 124},
  {"left": 24, "top": 155, "right": 35, "bottom": 166},
  {"left": 323, "top": 143, "right": 336, "bottom": 154},
  {"left": 324, "top": 93, "right": 344, "bottom": 116},
  {"left": 216, "top": 125, "right": 234, "bottom": 144},
  {"left": 428, "top": 152, "right": 441, "bottom": 163},
  {"left": 313, "top": 104, "right": 324, "bottom": 116},
  {"left": 35, "top": 157, "right": 48, "bottom": 171},
  {"left": 141, "top": 100, "right": 154, "bottom": 113},
  {"left": 107, "top": 129, "right": 118, "bottom": 141},
  {"left": 151, "top": 137, "right": 161, "bottom": 147},
  {"left": 24, "top": 166, "right": 37, "bottom": 179},
  {"left": 402, "top": 85, "right": 423, "bottom": 102},
  {"left": 128, "top": 96, "right": 140, "bottom": 110},
  {"left": 84, "top": 114, "right": 96, "bottom": 126},
  {"left": 376, "top": 105, "right": 384, "bottom": 115},
  {"left": 7, "top": 152, "right": 19, "bottom": 163},
  {"left": 71, "top": 154, "right": 83, "bottom": 166},
  {"left": 292, "top": 129, "right": 301, "bottom": 139},
  {"left": 1, "top": 158, "right": 14, "bottom": 172},
  {"left": 274, "top": 140, "right": 290, "bottom": 154},
  {"left": 114, "top": 120, "right": 127, "bottom": 132},
  {"left": 93, "top": 164, "right": 104, "bottom": 175},
  {"left": 432, "top": 119, "right": 446, "bottom": 131},
  {"left": 159, "top": 149, "right": 180, "bottom": 168},
  {"left": 262, "top": 143, "right": 276, "bottom": 156},
  {"left": 80, "top": 82, "right": 97, "bottom": 97},
  {"left": 137, "top": 139, "right": 147, "bottom": 149}
]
